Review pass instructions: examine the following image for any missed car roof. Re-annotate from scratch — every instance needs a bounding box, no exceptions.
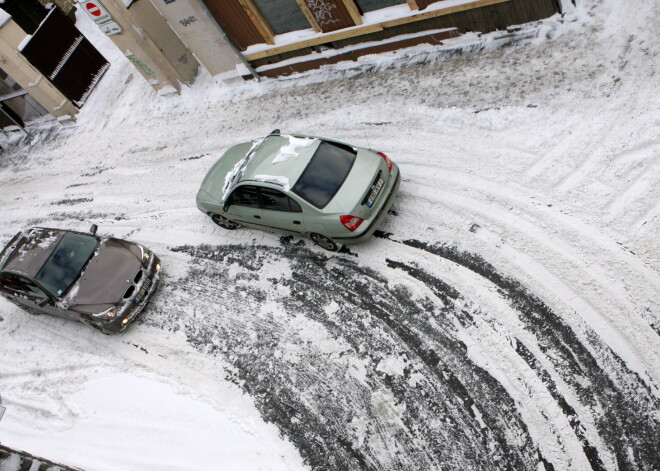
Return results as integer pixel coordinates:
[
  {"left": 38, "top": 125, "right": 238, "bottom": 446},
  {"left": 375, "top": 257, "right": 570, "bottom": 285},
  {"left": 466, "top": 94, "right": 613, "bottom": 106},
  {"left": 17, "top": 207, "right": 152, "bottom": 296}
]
[
  {"left": 240, "top": 134, "right": 320, "bottom": 189},
  {"left": 1, "top": 228, "right": 64, "bottom": 279}
]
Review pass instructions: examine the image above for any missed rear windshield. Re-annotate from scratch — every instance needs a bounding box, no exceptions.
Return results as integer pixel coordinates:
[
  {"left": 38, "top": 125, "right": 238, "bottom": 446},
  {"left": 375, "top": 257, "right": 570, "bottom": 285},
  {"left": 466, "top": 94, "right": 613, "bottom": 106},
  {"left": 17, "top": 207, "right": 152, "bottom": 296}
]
[
  {"left": 291, "top": 141, "right": 356, "bottom": 208},
  {"left": 35, "top": 232, "right": 98, "bottom": 297}
]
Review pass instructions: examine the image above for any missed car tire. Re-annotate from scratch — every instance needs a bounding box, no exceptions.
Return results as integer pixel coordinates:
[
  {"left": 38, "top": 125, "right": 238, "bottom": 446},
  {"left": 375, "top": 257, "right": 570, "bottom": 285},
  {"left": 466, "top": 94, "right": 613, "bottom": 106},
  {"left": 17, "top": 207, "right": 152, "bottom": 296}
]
[
  {"left": 310, "top": 233, "right": 339, "bottom": 251},
  {"left": 212, "top": 214, "right": 241, "bottom": 230}
]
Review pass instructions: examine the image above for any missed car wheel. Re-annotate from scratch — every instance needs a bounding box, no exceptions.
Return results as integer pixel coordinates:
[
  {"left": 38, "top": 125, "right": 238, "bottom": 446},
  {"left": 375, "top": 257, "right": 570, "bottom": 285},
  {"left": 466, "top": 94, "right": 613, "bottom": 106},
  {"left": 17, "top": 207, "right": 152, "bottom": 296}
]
[
  {"left": 212, "top": 214, "right": 240, "bottom": 230},
  {"left": 310, "top": 233, "right": 339, "bottom": 251}
]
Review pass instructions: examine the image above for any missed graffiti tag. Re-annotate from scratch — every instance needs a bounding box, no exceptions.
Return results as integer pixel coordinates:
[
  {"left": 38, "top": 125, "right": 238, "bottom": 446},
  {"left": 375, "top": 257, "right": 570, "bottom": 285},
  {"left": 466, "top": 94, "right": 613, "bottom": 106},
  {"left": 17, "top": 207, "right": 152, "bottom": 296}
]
[
  {"left": 126, "top": 55, "right": 156, "bottom": 78},
  {"left": 179, "top": 16, "right": 198, "bottom": 27},
  {"left": 306, "top": 0, "right": 340, "bottom": 28}
]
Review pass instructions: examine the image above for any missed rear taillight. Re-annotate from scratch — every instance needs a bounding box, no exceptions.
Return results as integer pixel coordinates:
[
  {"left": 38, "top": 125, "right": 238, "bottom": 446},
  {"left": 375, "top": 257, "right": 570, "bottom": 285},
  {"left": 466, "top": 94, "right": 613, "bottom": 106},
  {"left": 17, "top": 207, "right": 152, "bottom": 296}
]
[
  {"left": 378, "top": 152, "right": 393, "bottom": 172},
  {"left": 340, "top": 215, "right": 364, "bottom": 231}
]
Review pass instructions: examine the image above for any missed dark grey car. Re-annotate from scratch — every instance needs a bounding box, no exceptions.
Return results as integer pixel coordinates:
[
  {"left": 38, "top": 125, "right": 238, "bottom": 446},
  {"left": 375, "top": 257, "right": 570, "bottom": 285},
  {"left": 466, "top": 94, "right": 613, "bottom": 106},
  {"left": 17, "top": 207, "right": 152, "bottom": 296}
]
[{"left": 0, "top": 226, "right": 161, "bottom": 333}]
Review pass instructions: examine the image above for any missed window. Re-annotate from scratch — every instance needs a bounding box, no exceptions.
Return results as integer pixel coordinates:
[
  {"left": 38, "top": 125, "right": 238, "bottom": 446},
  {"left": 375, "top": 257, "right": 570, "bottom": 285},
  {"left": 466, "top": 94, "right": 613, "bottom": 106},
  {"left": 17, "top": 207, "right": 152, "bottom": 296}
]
[
  {"left": 354, "top": 0, "right": 407, "bottom": 14},
  {"left": 0, "top": 273, "right": 47, "bottom": 298},
  {"left": 229, "top": 186, "right": 260, "bottom": 208},
  {"left": 253, "top": 0, "right": 311, "bottom": 35},
  {"left": 292, "top": 141, "right": 356, "bottom": 208},
  {"left": 35, "top": 232, "right": 98, "bottom": 297},
  {"left": 261, "top": 188, "right": 302, "bottom": 212}
]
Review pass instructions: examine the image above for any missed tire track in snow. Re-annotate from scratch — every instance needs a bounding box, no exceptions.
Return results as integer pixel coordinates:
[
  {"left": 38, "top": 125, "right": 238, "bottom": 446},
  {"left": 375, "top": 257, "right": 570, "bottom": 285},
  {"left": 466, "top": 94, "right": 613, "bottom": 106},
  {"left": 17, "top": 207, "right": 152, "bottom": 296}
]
[
  {"left": 395, "top": 171, "right": 658, "bottom": 378},
  {"left": 162, "top": 243, "right": 541, "bottom": 471},
  {"left": 150, "top": 237, "right": 658, "bottom": 471},
  {"left": 386, "top": 236, "right": 658, "bottom": 471}
]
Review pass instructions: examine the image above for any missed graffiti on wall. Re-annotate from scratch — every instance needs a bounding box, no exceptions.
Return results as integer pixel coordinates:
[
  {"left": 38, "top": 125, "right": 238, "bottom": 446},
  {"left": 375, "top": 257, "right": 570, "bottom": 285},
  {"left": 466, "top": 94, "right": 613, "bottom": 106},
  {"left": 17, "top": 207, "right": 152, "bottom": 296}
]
[
  {"left": 305, "top": 0, "right": 340, "bottom": 28},
  {"left": 125, "top": 53, "right": 156, "bottom": 78},
  {"left": 179, "top": 15, "right": 198, "bottom": 27}
]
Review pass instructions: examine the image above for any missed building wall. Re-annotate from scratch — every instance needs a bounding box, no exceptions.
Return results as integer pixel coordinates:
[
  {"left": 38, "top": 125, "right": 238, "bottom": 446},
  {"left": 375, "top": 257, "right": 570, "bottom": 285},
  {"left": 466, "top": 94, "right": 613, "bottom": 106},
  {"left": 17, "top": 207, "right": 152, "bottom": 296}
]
[
  {"left": 250, "top": 0, "right": 560, "bottom": 68},
  {"left": 189, "top": 0, "right": 560, "bottom": 77},
  {"left": 0, "top": 16, "right": 78, "bottom": 119},
  {"left": 94, "top": 0, "right": 199, "bottom": 91},
  {"left": 149, "top": 0, "right": 243, "bottom": 80}
]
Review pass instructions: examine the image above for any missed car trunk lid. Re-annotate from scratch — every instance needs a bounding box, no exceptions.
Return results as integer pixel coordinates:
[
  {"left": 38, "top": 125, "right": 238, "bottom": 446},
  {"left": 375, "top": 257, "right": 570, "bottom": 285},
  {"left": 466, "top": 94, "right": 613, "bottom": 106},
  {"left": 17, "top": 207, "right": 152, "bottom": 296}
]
[{"left": 327, "top": 148, "right": 393, "bottom": 219}]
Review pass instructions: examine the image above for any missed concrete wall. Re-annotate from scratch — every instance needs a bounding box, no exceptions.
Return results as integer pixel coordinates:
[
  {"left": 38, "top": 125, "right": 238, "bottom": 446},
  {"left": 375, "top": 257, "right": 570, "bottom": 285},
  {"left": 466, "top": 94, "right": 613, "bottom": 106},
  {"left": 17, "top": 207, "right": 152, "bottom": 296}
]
[
  {"left": 149, "top": 0, "right": 244, "bottom": 82},
  {"left": 92, "top": 0, "right": 199, "bottom": 92},
  {"left": 0, "top": 15, "right": 78, "bottom": 119}
]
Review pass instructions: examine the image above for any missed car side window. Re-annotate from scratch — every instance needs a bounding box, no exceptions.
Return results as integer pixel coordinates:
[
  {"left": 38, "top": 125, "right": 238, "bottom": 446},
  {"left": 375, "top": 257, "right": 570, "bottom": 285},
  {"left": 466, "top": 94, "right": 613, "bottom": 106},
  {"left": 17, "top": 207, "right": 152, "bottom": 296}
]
[
  {"left": 229, "top": 186, "right": 260, "bottom": 208},
  {"left": 260, "top": 188, "right": 302, "bottom": 213},
  {"left": 0, "top": 273, "right": 48, "bottom": 299}
]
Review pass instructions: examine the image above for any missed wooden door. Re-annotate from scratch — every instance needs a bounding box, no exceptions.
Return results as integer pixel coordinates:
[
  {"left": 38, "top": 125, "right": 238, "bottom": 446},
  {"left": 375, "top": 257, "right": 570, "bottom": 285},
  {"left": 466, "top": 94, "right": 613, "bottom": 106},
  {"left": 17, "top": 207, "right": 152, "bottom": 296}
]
[{"left": 203, "top": 0, "right": 266, "bottom": 50}]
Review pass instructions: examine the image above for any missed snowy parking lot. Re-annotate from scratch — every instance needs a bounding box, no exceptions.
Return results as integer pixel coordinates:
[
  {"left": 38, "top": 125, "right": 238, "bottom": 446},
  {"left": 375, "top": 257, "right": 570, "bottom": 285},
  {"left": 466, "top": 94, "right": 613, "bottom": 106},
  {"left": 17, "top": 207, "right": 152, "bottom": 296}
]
[{"left": 0, "top": 0, "right": 657, "bottom": 470}]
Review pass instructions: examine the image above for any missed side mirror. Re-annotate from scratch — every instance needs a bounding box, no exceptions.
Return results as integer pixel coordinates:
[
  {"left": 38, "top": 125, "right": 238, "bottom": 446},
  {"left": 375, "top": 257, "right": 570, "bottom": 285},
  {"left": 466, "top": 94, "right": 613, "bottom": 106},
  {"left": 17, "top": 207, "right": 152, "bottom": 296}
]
[
  {"left": 270, "top": 128, "right": 280, "bottom": 135},
  {"left": 89, "top": 224, "right": 98, "bottom": 235}
]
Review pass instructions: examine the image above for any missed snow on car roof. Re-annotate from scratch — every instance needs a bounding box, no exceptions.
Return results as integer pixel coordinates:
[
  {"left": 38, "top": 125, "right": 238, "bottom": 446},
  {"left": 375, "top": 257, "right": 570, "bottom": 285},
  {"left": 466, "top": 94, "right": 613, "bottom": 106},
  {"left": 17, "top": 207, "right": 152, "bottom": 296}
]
[
  {"left": 241, "top": 135, "right": 320, "bottom": 187},
  {"left": 1, "top": 228, "right": 64, "bottom": 278}
]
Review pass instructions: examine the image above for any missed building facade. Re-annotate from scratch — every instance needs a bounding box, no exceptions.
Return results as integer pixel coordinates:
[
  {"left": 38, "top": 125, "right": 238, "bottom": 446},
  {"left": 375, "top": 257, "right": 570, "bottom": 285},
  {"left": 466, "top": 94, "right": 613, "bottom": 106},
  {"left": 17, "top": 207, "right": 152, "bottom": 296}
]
[
  {"left": 96, "top": 0, "right": 562, "bottom": 83},
  {"left": 1, "top": 0, "right": 561, "bottom": 130},
  {"left": 0, "top": 0, "right": 106, "bottom": 129},
  {"left": 198, "top": 0, "right": 562, "bottom": 77}
]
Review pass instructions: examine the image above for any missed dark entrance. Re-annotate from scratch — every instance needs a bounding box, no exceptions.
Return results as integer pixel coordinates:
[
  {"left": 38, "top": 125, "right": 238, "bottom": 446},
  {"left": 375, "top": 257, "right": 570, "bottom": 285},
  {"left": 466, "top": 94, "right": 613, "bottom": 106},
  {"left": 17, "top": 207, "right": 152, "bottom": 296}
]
[
  {"left": 0, "top": 0, "right": 48, "bottom": 34},
  {"left": 0, "top": 69, "right": 50, "bottom": 130},
  {"left": 20, "top": 8, "right": 109, "bottom": 108}
]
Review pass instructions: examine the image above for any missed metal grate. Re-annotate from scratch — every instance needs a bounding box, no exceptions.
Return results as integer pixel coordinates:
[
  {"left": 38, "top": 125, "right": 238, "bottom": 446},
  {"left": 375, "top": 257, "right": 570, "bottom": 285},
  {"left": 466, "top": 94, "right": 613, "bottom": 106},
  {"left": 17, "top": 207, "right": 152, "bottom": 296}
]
[{"left": 123, "top": 285, "right": 136, "bottom": 300}]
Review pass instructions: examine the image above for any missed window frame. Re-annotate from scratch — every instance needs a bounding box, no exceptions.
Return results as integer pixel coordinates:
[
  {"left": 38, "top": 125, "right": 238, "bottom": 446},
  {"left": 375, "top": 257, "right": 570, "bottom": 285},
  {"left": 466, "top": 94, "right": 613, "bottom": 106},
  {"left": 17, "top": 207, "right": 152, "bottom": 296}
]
[
  {"left": 227, "top": 185, "right": 261, "bottom": 209},
  {"left": 259, "top": 187, "right": 303, "bottom": 213},
  {"left": 0, "top": 272, "right": 50, "bottom": 300}
]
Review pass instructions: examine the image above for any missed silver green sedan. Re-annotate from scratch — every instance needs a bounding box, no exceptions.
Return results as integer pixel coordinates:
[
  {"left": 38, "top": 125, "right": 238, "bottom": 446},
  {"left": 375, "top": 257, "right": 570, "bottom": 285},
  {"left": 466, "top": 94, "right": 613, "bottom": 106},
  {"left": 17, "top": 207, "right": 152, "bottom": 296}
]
[{"left": 196, "top": 131, "right": 400, "bottom": 251}]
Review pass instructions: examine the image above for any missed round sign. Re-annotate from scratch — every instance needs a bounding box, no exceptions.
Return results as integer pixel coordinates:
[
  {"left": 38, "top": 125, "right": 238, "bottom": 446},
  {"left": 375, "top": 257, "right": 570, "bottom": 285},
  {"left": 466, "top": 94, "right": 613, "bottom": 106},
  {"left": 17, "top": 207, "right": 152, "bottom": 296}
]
[{"left": 86, "top": 2, "right": 102, "bottom": 17}]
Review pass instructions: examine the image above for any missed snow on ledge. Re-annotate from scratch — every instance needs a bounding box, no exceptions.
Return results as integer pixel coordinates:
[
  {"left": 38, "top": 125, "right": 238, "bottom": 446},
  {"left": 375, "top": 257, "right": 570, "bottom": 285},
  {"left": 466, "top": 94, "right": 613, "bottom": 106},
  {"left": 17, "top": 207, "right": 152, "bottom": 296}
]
[
  {"left": 255, "top": 28, "right": 458, "bottom": 72},
  {"left": 0, "top": 9, "right": 11, "bottom": 28},
  {"left": 18, "top": 35, "right": 32, "bottom": 51}
]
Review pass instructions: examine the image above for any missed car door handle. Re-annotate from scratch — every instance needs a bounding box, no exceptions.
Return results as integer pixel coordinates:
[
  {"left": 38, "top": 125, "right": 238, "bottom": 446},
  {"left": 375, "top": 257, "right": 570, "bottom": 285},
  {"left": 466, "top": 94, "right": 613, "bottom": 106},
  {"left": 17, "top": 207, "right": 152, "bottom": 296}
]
[
  {"left": 254, "top": 215, "right": 261, "bottom": 219},
  {"left": 293, "top": 221, "right": 301, "bottom": 225}
]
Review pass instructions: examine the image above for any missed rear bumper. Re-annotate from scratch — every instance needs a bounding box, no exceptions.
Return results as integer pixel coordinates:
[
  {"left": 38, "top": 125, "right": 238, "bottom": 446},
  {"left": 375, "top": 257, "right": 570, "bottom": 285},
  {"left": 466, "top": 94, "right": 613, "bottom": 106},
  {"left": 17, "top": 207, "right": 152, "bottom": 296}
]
[{"left": 334, "top": 166, "right": 401, "bottom": 244}]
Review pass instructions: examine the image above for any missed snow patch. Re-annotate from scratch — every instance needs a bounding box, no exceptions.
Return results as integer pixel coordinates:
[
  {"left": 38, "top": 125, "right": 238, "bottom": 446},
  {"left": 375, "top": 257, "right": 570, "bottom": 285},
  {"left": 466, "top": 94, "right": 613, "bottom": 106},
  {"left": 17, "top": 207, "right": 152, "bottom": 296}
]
[
  {"left": 17, "top": 35, "right": 32, "bottom": 51},
  {"left": 0, "top": 9, "right": 12, "bottom": 28},
  {"left": 222, "top": 138, "right": 266, "bottom": 199},
  {"left": 252, "top": 174, "right": 290, "bottom": 190},
  {"left": 272, "top": 135, "right": 316, "bottom": 163},
  {"left": 376, "top": 355, "right": 407, "bottom": 377},
  {"left": 0, "top": 373, "right": 307, "bottom": 471}
]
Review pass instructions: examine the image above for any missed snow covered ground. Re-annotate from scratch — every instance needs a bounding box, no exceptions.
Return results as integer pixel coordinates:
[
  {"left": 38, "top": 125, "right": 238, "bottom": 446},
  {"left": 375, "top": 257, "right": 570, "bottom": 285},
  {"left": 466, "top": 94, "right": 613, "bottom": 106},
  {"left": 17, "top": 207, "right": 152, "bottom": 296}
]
[{"left": 0, "top": 0, "right": 658, "bottom": 470}]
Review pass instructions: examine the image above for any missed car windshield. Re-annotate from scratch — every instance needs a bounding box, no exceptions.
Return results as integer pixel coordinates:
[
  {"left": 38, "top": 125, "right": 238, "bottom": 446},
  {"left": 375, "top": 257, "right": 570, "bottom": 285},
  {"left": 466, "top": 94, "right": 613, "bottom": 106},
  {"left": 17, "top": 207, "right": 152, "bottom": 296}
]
[
  {"left": 35, "top": 232, "right": 99, "bottom": 297},
  {"left": 291, "top": 141, "right": 356, "bottom": 208}
]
